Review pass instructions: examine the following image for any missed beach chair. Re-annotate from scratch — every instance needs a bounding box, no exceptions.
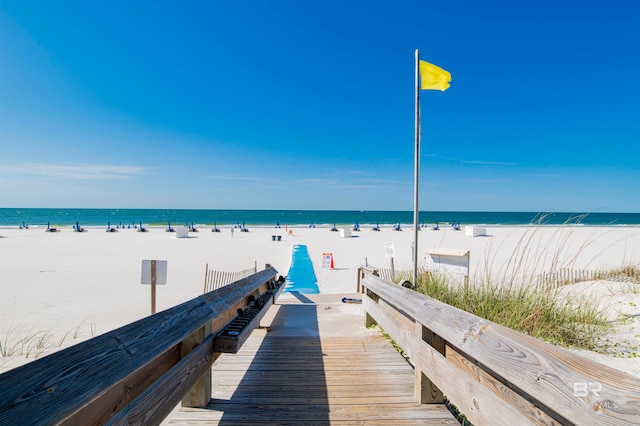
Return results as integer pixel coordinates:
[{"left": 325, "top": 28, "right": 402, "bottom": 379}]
[
  {"left": 372, "top": 222, "right": 380, "bottom": 231},
  {"left": 212, "top": 222, "right": 221, "bottom": 232},
  {"left": 74, "top": 222, "right": 86, "bottom": 232},
  {"left": 166, "top": 222, "right": 175, "bottom": 232},
  {"left": 393, "top": 223, "right": 402, "bottom": 231},
  {"left": 45, "top": 222, "right": 59, "bottom": 233},
  {"left": 106, "top": 221, "right": 118, "bottom": 232},
  {"left": 330, "top": 223, "right": 338, "bottom": 232},
  {"left": 353, "top": 222, "right": 360, "bottom": 231},
  {"left": 138, "top": 222, "right": 148, "bottom": 232}
]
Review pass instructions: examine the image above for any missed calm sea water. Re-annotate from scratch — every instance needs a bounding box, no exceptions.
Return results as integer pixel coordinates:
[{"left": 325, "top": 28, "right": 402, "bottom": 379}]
[{"left": 0, "top": 208, "right": 638, "bottom": 227}]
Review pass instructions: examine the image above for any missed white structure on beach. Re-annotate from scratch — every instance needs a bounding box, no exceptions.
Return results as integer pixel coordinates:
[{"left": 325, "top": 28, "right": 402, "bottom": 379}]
[
  {"left": 425, "top": 248, "right": 470, "bottom": 286},
  {"left": 464, "top": 226, "right": 486, "bottom": 237},
  {"left": 339, "top": 228, "right": 352, "bottom": 238}
]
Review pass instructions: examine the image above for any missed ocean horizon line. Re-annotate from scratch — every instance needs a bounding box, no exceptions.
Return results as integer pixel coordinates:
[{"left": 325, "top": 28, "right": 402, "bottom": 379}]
[{"left": 1, "top": 208, "right": 638, "bottom": 227}]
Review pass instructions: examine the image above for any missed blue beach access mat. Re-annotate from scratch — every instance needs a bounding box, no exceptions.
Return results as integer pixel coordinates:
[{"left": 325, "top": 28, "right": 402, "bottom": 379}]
[{"left": 284, "top": 244, "right": 319, "bottom": 294}]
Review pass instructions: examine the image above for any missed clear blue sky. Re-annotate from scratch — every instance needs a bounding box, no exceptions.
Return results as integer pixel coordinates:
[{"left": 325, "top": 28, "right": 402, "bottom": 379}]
[{"left": 1, "top": 1, "right": 638, "bottom": 212}]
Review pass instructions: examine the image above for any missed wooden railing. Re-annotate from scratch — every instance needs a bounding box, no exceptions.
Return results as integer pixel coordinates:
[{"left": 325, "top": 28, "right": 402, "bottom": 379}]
[
  {"left": 0, "top": 267, "right": 281, "bottom": 425},
  {"left": 357, "top": 265, "right": 396, "bottom": 290},
  {"left": 359, "top": 269, "right": 640, "bottom": 426}
]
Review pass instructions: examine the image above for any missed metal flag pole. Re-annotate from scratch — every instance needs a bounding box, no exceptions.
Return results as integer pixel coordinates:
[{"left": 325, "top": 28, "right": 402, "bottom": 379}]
[{"left": 413, "top": 48, "right": 421, "bottom": 289}]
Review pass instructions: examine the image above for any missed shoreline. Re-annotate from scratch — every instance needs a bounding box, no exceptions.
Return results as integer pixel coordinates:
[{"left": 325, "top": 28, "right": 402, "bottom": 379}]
[
  {"left": 2, "top": 208, "right": 639, "bottom": 228},
  {"left": 3, "top": 222, "right": 640, "bottom": 231}
]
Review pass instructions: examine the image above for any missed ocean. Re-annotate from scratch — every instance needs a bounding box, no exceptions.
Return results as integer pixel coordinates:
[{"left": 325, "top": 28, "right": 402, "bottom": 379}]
[{"left": 0, "top": 208, "right": 638, "bottom": 228}]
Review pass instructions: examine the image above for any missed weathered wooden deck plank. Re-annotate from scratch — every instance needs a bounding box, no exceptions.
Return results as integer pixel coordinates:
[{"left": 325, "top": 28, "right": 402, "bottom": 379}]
[{"left": 168, "top": 297, "right": 456, "bottom": 425}]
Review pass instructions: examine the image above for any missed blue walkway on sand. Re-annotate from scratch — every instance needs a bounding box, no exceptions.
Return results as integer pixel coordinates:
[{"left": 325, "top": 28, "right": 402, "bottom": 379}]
[{"left": 284, "top": 244, "right": 319, "bottom": 294}]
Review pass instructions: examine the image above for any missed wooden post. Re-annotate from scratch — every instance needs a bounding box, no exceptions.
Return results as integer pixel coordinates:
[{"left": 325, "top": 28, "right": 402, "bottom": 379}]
[
  {"left": 151, "top": 260, "right": 157, "bottom": 315},
  {"left": 363, "top": 285, "right": 377, "bottom": 328},
  {"left": 181, "top": 323, "right": 214, "bottom": 407},
  {"left": 415, "top": 322, "right": 445, "bottom": 404},
  {"left": 203, "top": 263, "right": 209, "bottom": 293},
  {"left": 464, "top": 251, "right": 470, "bottom": 289},
  {"left": 365, "top": 311, "right": 376, "bottom": 328},
  {"left": 390, "top": 257, "right": 396, "bottom": 281}
]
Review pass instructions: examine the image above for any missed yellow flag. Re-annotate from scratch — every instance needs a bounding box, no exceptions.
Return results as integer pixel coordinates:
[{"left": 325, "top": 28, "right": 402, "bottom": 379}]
[{"left": 419, "top": 60, "right": 451, "bottom": 91}]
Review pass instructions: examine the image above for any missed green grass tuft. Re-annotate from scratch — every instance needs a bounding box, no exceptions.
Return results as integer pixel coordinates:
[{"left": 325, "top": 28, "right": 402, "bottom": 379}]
[{"left": 404, "top": 270, "right": 608, "bottom": 350}]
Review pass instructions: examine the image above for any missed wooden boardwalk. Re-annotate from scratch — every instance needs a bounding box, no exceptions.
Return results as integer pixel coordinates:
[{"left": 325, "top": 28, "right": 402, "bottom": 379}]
[{"left": 167, "top": 293, "right": 456, "bottom": 425}]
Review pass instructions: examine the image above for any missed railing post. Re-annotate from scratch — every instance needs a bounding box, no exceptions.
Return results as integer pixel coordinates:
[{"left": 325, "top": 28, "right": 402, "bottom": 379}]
[
  {"left": 362, "top": 283, "right": 377, "bottom": 328},
  {"left": 415, "top": 321, "right": 445, "bottom": 404},
  {"left": 181, "top": 323, "right": 214, "bottom": 407},
  {"left": 364, "top": 311, "right": 376, "bottom": 328}
]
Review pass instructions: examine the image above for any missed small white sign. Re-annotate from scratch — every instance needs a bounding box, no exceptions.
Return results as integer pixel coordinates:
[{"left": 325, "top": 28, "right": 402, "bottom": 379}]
[
  {"left": 141, "top": 260, "right": 168, "bottom": 285},
  {"left": 385, "top": 242, "right": 396, "bottom": 259},
  {"left": 322, "top": 253, "right": 332, "bottom": 268}
]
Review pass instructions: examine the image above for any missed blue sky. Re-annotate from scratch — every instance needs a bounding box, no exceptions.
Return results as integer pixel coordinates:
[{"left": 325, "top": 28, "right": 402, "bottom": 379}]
[{"left": 1, "top": 1, "right": 638, "bottom": 212}]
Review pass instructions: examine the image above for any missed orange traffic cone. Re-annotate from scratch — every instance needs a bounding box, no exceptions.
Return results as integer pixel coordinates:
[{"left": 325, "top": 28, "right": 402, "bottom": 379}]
[{"left": 330, "top": 253, "right": 335, "bottom": 269}]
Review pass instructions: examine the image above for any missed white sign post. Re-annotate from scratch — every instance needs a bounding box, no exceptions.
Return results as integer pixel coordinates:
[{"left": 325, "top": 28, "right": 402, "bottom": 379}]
[
  {"left": 384, "top": 242, "right": 396, "bottom": 280},
  {"left": 142, "top": 260, "right": 167, "bottom": 314}
]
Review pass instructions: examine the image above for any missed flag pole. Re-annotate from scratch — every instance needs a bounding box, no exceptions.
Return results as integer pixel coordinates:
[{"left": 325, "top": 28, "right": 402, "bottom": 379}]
[{"left": 412, "top": 48, "right": 420, "bottom": 289}]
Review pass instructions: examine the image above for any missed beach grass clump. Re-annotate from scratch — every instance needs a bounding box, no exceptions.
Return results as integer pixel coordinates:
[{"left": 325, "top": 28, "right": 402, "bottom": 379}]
[
  {"left": 1, "top": 321, "right": 96, "bottom": 361},
  {"left": 405, "top": 271, "right": 608, "bottom": 350},
  {"left": 402, "top": 216, "right": 637, "bottom": 350}
]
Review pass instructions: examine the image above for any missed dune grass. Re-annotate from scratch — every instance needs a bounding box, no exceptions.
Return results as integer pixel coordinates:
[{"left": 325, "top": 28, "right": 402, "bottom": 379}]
[
  {"left": 405, "top": 270, "right": 608, "bottom": 350},
  {"left": 394, "top": 218, "right": 638, "bottom": 350},
  {"left": 0, "top": 320, "right": 96, "bottom": 360}
]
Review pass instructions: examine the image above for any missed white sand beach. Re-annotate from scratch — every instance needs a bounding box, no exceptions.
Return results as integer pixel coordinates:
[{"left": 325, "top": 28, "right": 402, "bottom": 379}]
[{"left": 1, "top": 224, "right": 639, "bottom": 375}]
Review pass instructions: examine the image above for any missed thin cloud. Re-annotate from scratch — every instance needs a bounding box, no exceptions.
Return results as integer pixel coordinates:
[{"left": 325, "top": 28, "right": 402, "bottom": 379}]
[
  {"left": 325, "top": 168, "right": 369, "bottom": 177},
  {"left": 207, "top": 174, "right": 258, "bottom": 181},
  {"left": 458, "top": 177, "right": 516, "bottom": 184},
  {"left": 207, "top": 173, "right": 406, "bottom": 190},
  {"left": 461, "top": 159, "right": 518, "bottom": 166},
  {"left": 438, "top": 156, "right": 518, "bottom": 166},
  {"left": 293, "top": 178, "right": 340, "bottom": 185},
  {"left": 1, "top": 163, "right": 150, "bottom": 179},
  {"left": 521, "top": 173, "right": 562, "bottom": 179}
]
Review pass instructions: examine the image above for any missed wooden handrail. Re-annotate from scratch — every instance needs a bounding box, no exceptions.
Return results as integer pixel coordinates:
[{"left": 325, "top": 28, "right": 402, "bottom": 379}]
[
  {"left": 0, "top": 267, "right": 279, "bottom": 425},
  {"left": 360, "top": 270, "right": 640, "bottom": 426}
]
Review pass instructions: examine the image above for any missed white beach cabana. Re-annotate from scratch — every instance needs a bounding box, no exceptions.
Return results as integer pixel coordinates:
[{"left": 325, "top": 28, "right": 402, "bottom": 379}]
[{"left": 425, "top": 248, "right": 470, "bottom": 286}]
